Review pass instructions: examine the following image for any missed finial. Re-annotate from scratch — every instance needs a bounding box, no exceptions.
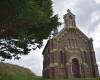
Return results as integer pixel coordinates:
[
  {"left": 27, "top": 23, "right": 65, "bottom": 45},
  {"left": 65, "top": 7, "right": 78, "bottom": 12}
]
[
  {"left": 64, "top": 9, "right": 76, "bottom": 27},
  {"left": 67, "top": 9, "right": 71, "bottom": 13}
]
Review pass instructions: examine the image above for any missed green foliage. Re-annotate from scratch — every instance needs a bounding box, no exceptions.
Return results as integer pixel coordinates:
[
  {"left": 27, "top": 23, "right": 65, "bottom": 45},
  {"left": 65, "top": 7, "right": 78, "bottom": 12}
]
[
  {"left": 0, "top": 0, "right": 60, "bottom": 59},
  {"left": 0, "top": 63, "right": 43, "bottom": 80},
  {"left": 0, "top": 63, "right": 100, "bottom": 80},
  {"left": 0, "top": 0, "right": 60, "bottom": 39},
  {"left": 0, "top": 0, "right": 25, "bottom": 23}
]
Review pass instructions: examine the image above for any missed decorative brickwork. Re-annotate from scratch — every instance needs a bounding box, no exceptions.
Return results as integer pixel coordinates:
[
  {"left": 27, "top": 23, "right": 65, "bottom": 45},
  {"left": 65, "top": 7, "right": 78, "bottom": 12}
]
[{"left": 42, "top": 9, "right": 99, "bottom": 79}]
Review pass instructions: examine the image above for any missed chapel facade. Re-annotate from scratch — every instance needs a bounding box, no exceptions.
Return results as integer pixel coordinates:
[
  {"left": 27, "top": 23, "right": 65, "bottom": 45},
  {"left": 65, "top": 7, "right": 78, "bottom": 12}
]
[{"left": 42, "top": 9, "right": 99, "bottom": 79}]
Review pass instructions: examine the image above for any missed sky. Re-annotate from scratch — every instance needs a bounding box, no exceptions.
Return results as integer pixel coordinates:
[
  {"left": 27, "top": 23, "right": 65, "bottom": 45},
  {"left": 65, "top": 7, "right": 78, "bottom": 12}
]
[{"left": 6, "top": 0, "right": 100, "bottom": 76}]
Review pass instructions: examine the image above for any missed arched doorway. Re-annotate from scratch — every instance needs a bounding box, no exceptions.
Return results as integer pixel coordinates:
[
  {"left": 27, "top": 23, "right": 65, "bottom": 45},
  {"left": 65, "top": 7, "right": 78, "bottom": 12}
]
[{"left": 72, "top": 58, "right": 80, "bottom": 78}]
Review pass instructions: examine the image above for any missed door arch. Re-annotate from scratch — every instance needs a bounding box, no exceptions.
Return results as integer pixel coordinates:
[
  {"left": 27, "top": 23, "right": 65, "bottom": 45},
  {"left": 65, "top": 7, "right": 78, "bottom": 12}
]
[{"left": 72, "top": 58, "right": 80, "bottom": 78}]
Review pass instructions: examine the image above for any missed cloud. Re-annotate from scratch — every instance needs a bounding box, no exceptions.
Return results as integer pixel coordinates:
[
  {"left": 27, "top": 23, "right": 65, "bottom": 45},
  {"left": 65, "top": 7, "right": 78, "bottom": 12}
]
[
  {"left": 95, "top": 48, "right": 100, "bottom": 62},
  {"left": 52, "top": 0, "right": 77, "bottom": 21},
  {"left": 97, "top": 62, "right": 100, "bottom": 75},
  {"left": 5, "top": 0, "right": 100, "bottom": 76},
  {"left": 72, "top": 0, "right": 100, "bottom": 33},
  {"left": 95, "top": 0, "right": 100, "bottom": 4},
  {"left": 92, "top": 22, "right": 100, "bottom": 48},
  {"left": 6, "top": 40, "right": 47, "bottom": 76},
  {"left": 6, "top": 50, "right": 43, "bottom": 76},
  {"left": 91, "top": 22, "right": 100, "bottom": 66},
  {"left": 53, "top": 0, "right": 100, "bottom": 34}
]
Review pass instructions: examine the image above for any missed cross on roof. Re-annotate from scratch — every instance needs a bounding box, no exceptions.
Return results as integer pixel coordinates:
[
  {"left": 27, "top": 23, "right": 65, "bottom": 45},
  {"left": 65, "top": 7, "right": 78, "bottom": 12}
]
[{"left": 67, "top": 9, "right": 71, "bottom": 13}]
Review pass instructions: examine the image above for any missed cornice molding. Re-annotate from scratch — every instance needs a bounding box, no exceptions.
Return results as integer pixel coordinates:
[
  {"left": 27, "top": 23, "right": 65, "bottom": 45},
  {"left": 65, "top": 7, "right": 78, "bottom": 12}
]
[{"left": 50, "top": 49, "right": 57, "bottom": 53}]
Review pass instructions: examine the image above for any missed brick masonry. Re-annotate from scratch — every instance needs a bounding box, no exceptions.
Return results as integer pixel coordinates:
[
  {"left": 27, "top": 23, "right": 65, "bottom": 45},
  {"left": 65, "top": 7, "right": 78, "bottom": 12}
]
[{"left": 42, "top": 9, "right": 99, "bottom": 79}]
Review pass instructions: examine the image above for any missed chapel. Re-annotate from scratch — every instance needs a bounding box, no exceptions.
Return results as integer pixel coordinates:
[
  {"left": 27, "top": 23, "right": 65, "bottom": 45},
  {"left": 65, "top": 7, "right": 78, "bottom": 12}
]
[{"left": 42, "top": 9, "right": 99, "bottom": 79}]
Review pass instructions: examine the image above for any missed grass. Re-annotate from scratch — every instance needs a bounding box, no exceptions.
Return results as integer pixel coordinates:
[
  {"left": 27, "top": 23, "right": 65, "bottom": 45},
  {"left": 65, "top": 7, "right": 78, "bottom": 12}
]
[
  {"left": 0, "top": 63, "right": 43, "bottom": 80},
  {"left": 0, "top": 75, "right": 100, "bottom": 80},
  {"left": 0, "top": 75, "right": 44, "bottom": 80},
  {"left": 0, "top": 63, "right": 100, "bottom": 80}
]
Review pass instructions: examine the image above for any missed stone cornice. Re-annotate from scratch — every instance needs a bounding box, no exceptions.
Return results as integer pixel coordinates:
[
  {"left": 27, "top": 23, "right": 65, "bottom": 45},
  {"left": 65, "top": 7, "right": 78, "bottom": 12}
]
[
  {"left": 47, "top": 62, "right": 59, "bottom": 68},
  {"left": 50, "top": 49, "right": 57, "bottom": 53}
]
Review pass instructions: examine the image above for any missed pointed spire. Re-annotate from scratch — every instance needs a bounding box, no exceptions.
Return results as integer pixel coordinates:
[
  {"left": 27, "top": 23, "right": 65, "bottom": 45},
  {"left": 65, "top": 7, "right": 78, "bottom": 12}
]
[{"left": 63, "top": 9, "right": 76, "bottom": 28}]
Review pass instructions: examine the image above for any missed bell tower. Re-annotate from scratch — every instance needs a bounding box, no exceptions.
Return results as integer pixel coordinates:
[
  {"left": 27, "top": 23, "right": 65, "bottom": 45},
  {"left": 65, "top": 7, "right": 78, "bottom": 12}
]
[{"left": 63, "top": 9, "right": 76, "bottom": 28}]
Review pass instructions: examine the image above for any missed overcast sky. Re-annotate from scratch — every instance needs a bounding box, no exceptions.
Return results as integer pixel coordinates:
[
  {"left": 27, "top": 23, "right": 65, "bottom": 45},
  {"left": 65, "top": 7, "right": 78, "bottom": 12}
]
[{"left": 6, "top": 0, "right": 100, "bottom": 76}]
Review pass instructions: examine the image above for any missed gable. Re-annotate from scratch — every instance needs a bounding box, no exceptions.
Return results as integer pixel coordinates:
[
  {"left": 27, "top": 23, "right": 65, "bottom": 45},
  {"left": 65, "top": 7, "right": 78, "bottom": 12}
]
[
  {"left": 55, "top": 27, "right": 89, "bottom": 49},
  {"left": 56, "top": 27, "right": 89, "bottom": 41}
]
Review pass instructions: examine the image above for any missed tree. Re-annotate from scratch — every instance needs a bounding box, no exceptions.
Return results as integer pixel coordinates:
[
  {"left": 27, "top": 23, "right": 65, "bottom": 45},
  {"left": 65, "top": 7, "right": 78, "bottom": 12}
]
[{"left": 0, "top": 0, "right": 60, "bottom": 60}]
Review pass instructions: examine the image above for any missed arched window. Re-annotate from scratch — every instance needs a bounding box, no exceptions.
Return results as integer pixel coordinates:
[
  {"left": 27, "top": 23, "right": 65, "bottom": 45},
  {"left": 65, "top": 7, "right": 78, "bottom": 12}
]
[
  {"left": 84, "top": 51, "right": 88, "bottom": 64},
  {"left": 69, "top": 15, "right": 73, "bottom": 26},
  {"left": 72, "top": 58, "right": 80, "bottom": 78},
  {"left": 67, "top": 39, "right": 70, "bottom": 48},
  {"left": 75, "top": 39, "right": 78, "bottom": 48},
  {"left": 51, "top": 53, "right": 54, "bottom": 63},
  {"left": 60, "top": 50, "right": 68, "bottom": 78},
  {"left": 60, "top": 50, "right": 66, "bottom": 64},
  {"left": 47, "top": 55, "right": 50, "bottom": 66},
  {"left": 69, "top": 15, "right": 73, "bottom": 19},
  {"left": 71, "top": 39, "right": 75, "bottom": 48}
]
